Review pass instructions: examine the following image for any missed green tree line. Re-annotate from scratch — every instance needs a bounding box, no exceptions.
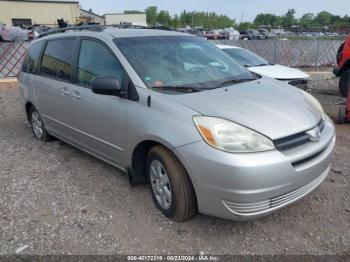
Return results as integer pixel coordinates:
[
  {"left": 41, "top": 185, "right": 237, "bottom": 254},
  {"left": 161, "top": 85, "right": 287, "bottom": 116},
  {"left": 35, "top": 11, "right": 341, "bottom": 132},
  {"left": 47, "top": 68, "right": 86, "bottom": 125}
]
[
  {"left": 124, "top": 7, "right": 350, "bottom": 31},
  {"left": 251, "top": 9, "right": 350, "bottom": 31},
  {"left": 141, "top": 6, "right": 235, "bottom": 29}
]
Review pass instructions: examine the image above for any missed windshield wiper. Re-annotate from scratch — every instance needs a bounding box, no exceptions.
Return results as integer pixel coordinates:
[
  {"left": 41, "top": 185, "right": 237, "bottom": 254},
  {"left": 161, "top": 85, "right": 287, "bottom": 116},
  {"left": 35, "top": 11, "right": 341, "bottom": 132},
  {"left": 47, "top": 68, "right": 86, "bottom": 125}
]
[
  {"left": 151, "top": 85, "right": 202, "bottom": 93},
  {"left": 215, "top": 78, "right": 255, "bottom": 88}
]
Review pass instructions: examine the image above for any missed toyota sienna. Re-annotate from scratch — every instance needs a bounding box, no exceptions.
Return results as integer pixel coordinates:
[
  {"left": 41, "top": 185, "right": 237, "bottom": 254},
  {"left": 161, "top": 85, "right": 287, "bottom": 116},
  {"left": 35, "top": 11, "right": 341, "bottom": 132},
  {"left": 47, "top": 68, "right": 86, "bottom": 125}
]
[{"left": 19, "top": 27, "right": 336, "bottom": 221}]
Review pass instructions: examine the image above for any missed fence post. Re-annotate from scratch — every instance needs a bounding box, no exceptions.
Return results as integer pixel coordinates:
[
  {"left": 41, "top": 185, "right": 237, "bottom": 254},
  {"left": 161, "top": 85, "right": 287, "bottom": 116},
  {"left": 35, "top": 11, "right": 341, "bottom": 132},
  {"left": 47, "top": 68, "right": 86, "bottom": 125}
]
[
  {"left": 273, "top": 36, "right": 277, "bottom": 64},
  {"left": 315, "top": 35, "right": 320, "bottom": 71}
]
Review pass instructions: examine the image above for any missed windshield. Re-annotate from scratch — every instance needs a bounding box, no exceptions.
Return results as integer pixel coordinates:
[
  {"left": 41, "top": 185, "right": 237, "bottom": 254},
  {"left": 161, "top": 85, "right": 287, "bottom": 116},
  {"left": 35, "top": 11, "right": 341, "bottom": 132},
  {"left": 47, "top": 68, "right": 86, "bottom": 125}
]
[
  {"left": 222, "top": 48, "right": 269, "bottom": 67},
  {"left": 115, "top": 36, "right": 255, "bottom": 89}
]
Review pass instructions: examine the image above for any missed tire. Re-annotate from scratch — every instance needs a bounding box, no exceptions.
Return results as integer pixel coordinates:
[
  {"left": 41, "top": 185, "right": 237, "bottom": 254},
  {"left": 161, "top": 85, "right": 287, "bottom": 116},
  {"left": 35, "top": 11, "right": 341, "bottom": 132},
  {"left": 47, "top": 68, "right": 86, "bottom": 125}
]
[
  {"left": 147, "top": 145, "right": 197, "bottom": 221},
  {"left": 29, "top": 107, "right": 52, "bottom": 141},
  {"left": 336, "top": 43, "right": 344, "bottom": 65},
  {"left": 338, "top": 106, "right": 347, "bottom": 124},
  {"left": 339, "top": 69, "right": 350, "bottom": 97}
]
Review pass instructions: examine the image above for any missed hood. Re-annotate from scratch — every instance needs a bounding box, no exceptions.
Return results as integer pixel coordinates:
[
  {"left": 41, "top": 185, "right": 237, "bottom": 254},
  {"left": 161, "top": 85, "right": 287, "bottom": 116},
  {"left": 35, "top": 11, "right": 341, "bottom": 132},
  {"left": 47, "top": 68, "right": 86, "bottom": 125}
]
[
  {"left": 248, "top": 64, "right": 309, "bottom": 80},
  {"left": 170, "top": 77, "right": 321, "bottom": 140}
]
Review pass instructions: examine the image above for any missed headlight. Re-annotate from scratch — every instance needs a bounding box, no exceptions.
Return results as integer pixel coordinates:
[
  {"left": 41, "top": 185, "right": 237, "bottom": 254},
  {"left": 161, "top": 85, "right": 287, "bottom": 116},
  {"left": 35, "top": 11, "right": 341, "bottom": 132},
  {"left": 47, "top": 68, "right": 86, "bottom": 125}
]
[
  {"left": 300, "top": 90, "right": 325, "bottom": 120},
  {"left": 193, "top": 116, "right": 275, "bottom": 153}
]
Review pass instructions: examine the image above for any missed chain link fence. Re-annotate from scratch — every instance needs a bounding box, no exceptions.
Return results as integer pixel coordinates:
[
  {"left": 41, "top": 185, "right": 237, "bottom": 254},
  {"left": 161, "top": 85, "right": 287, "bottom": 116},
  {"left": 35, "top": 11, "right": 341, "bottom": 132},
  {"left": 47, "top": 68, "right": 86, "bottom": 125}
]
[
  {"left": 0, "top": 40, "right": 28, "bottom": 78},
  {"left": 0, "top": 35, "right": 347, "bottom": 79},
  {"left": 214, "top": 35, "right": 346, "bottom": 69}
]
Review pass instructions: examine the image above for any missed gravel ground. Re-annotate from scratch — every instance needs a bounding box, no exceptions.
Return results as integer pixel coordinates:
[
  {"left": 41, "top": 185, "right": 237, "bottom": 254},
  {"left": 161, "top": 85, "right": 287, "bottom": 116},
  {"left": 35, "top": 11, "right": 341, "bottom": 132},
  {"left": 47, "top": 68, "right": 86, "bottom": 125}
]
[{"left": 0, "top": 79, "right": 349, "bottom": 256}]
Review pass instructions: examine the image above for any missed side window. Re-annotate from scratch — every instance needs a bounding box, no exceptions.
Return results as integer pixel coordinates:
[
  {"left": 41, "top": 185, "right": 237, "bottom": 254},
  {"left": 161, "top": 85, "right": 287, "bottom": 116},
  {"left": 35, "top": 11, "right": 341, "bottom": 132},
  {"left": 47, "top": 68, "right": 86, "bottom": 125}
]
[
  {"left": 78, "top": 40, "right": 123, "bottom": 87},
  {"left": 22, "top": 41, "right": 44, "bottom": 74},
  {"left": 40, "top": 39, "right": 75, "bottom": 81}
]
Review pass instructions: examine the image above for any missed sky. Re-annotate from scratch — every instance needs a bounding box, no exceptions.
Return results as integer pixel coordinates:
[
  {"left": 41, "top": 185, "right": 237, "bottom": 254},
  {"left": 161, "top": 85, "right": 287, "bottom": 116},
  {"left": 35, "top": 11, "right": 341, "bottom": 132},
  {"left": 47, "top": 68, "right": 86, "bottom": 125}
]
[{"left": 79, "top": 0, "right": 350, "bottom": 22}]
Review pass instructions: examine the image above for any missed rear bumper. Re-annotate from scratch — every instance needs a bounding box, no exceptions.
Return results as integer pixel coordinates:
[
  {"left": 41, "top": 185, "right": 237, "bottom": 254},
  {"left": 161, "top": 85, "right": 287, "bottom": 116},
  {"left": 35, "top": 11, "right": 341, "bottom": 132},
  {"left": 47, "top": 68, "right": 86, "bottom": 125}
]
[{"left": 174, "top": 117, "right": 335, "bottom": 220}]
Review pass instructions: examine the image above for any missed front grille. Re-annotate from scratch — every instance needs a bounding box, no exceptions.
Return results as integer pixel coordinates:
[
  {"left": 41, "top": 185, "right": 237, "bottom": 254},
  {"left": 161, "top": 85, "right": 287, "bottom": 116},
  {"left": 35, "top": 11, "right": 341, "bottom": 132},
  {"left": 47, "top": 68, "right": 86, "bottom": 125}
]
[
  {"left": 291, "top": 147, "right": 326, "bottom": 167},
  {"left": 273, "top": 119, "right": 324, "bottom": 152}
]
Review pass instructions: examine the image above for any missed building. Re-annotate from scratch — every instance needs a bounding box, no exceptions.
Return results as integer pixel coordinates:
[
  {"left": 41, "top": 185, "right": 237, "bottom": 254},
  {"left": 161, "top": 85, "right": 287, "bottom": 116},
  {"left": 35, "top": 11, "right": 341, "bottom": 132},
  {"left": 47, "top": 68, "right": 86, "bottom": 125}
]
[
  {"left": 79, "top": 8, "right": 105, "bottom": 25},
  {"left": 0, "top": 0, "right": 80, "bottom": 27},
  {"left": 104, "top": 13, "right": 147, "bottom": 26}
]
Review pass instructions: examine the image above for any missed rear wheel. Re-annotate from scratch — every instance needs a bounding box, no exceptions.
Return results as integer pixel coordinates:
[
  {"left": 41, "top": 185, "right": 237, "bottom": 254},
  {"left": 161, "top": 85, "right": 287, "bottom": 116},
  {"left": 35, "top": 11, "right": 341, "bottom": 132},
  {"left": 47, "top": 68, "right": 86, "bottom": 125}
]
[
  {"left": 147, "top": 145, "right": 197, "bottom": 221},
  {"left": 29, "top": 107, "right": 52, "bottom": 141},
  {"left": 339, "top": 69, "right": 350, "bottom": 97}
]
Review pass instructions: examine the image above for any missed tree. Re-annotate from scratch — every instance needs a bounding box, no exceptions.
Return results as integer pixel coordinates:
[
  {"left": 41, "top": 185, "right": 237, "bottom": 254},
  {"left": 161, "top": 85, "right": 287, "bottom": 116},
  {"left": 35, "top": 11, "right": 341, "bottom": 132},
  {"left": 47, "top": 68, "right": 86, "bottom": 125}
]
[
  {"left": 145, "top": 6, "right": 158, "bottom": 26},
  {"left": 177, "top": 10, "right": 235, "bottom": 29},
  {"left": 300, "top": 13, "right": 314, "bottom": 28},
  {"left": 282, "top": 9, "right": 296, "bottom": 27},
  {"left": 157, "top": 10, "right": 171, "bottom": 26},
  {"left": 254, "top": 13, "right": 281, "bottom": 28},
  {"left": 237, "top": 22, "right": 255, "bottom": 31},
  {"left": 171, "top": 15, "right": 180, "bottom": 28},
  {"left": 314, "top": 11, "right": 333, "bottom": 27}
]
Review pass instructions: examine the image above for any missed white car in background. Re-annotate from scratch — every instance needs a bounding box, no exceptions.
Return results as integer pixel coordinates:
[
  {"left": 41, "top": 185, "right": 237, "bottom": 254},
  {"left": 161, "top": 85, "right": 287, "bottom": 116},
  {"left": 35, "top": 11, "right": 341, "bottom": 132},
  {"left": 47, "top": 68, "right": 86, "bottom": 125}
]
[
  {"left": 223, "top": 28, "right": 240, "bottom": 40},
  {"left": 217, "top": 45, "right": 310, "bottom": 89}
]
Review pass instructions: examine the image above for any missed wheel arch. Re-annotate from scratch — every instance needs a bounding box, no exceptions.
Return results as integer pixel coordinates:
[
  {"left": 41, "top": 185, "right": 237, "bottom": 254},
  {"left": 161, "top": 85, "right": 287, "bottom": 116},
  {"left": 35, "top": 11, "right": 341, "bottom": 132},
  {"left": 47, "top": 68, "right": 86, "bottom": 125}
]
[
  {"left": 129, "top": 140, "right": 160, "bottom": 184},
  {"left": 129, "top": 139, "right": 198, "bottom": 196},
  {"left": 25, "top": 101, "right": 34, "bottom": 120}
]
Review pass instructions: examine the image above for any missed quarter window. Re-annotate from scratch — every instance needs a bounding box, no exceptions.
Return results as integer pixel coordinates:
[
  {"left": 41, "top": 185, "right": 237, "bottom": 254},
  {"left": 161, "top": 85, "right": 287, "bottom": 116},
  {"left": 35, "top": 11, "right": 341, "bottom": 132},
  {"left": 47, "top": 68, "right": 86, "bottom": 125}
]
[
  {"left": 22, "top": 41, "right": 44, "bottom": 74},
  {"left": 77, "top": 40, "right": 123, "bottom": 87},
  {"left": 40, "top": 39, "right": 75, "bottom": 81}
]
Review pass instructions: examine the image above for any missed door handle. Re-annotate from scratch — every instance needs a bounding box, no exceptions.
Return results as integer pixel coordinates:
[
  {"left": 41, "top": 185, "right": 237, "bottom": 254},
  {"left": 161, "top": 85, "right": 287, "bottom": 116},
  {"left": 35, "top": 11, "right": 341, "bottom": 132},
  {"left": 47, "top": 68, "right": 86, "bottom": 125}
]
[
  {"left": 62, "top": 87, "right": 70, "bottom": 96},
  {"left": 72, "top": 91, "right": 81, "bottom": 100}
]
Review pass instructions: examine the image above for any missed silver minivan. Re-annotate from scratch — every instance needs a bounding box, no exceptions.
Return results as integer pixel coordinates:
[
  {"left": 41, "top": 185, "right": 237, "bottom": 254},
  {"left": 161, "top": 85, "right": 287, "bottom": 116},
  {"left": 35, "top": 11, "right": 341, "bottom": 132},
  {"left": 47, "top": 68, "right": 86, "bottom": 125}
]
[{"left": 19, "top": 27, "right": 336, "bottom": 221}]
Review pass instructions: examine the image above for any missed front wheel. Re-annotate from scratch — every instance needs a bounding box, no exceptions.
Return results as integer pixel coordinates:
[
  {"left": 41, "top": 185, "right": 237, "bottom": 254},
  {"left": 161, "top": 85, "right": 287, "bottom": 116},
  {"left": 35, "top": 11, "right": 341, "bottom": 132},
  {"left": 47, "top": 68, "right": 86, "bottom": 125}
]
[
  {"left": 29, "top": 107, "right": 52, "bottom": 141},
  {"left": 147, "top": 145, "right": 197, "bottom": 221},
  {"left": 339, "top": 69, "right": 350, "bottom": 97}
]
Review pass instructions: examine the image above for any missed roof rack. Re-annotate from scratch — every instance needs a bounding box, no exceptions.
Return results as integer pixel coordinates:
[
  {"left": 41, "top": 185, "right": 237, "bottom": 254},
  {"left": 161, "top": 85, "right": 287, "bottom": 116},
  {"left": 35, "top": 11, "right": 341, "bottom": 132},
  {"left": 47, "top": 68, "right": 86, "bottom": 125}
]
[
  {"left": 38, "top": 24, "right": 173, "bottom": 38},
  {"left": 112, "top": 24, "right": 172, "bottom": 31},
  {"left": 38, "top": 25, "right": 105, "bottom": 38}
]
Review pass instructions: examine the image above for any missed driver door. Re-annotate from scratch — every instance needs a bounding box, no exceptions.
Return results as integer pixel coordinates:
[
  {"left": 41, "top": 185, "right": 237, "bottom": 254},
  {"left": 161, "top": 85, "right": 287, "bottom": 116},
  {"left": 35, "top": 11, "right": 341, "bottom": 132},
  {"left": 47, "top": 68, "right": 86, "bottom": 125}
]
[{"left": 70, "top": 38, "right": 128, "bottom": 166}]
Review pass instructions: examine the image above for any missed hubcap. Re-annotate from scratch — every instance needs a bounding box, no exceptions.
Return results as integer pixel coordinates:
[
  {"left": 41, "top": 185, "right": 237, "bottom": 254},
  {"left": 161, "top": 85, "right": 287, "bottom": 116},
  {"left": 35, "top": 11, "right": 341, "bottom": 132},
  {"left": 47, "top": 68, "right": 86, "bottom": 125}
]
[
  {"left": 31, "top": 111, "right": 43, "bottom": 139},
  {"left": 150, "top": 160, "right": 172, "bottom": 210}
]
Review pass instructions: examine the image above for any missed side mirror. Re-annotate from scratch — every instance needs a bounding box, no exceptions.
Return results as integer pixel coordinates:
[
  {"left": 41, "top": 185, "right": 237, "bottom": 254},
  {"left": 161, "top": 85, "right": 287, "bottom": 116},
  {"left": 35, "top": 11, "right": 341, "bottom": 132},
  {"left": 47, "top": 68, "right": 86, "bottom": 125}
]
[{"left": 91, "top": 77, "right": 124, "bottom": 97}]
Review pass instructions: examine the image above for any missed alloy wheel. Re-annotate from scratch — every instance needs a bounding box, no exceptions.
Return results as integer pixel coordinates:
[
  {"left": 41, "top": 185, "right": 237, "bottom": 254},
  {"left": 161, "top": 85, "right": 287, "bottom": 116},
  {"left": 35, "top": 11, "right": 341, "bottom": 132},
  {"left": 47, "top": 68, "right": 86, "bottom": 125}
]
[
  {"left": 31, "top": 111, "right": 43, "bottom": 139},
  {"left": 150, "top": 160, "right": 172, "bottom": 210}
]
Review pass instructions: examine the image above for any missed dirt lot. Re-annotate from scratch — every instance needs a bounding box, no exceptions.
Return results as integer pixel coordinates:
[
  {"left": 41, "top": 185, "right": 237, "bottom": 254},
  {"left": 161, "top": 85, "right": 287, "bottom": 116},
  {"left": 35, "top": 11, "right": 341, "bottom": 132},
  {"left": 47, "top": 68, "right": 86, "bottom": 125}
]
[{"left": 0, "top": 79, "right": 349, "bottom": 256}]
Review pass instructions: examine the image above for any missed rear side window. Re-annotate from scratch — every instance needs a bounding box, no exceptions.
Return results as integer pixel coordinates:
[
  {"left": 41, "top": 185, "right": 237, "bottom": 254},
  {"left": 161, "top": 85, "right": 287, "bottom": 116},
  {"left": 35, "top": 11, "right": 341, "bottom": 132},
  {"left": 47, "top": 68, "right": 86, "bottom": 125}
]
[
  {"left": 77, "top": 40, "right": 124, "bottom": 87},
  {"left": 40, "top": 39, "right": 75, "bottom": 81},
  {"left": 22, "top": 41, "right": 44, "bottom": 74}
]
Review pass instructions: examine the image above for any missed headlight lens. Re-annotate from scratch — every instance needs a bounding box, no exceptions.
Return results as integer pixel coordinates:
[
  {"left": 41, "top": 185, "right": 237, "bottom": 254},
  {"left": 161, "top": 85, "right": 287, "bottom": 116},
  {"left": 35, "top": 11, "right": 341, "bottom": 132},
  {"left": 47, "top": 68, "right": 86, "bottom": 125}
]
[
  {"left": 300, "top": 90, "right": 325, "bottom": 120},
  {"left": 193, "top": 116, "right": 275, "bottom": 153}
]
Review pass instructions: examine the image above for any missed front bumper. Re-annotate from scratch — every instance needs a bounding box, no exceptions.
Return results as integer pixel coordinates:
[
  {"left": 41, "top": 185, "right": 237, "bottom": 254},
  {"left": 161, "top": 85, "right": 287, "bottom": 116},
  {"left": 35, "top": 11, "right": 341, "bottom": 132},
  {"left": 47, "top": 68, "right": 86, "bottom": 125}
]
[{"left": 174, "top": 117, "right": 335, "bottom": 220}]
